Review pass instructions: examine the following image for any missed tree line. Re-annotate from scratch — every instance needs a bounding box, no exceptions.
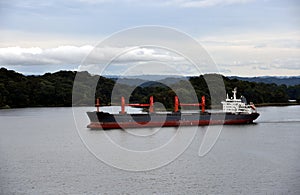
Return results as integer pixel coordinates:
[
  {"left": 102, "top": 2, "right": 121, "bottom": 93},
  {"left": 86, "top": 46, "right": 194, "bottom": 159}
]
[{"left": 0, "top": 68, "right": 299, "bottom": 109}]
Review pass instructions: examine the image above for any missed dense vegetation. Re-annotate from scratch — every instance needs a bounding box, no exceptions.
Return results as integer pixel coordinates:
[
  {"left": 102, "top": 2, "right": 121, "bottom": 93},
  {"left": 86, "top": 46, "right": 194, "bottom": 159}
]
[{"left": 0, "top": 68, "right": 299, "bottom": 109}]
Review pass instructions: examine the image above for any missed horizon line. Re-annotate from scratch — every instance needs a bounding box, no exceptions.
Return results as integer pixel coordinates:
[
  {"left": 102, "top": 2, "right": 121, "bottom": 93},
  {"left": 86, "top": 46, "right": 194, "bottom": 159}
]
[{"left": 2, "top": 67, "right": 300, "bottom": 78}]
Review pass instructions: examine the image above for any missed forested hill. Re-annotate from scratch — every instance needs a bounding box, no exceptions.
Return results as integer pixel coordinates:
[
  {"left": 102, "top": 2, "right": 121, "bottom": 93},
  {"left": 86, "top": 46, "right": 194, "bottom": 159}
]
[
  {"left": 0, "top": 68, "right": 300, "bottom": 109},
  {"left": 229, "top": 76, "right": 300, "bottom": 86}
]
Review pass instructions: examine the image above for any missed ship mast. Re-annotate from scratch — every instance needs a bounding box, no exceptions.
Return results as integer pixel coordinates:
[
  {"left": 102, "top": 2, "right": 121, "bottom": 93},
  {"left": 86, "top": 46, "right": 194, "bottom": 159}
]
[{"left": 232, "top": 87, "right": 237, "bottom": 100}]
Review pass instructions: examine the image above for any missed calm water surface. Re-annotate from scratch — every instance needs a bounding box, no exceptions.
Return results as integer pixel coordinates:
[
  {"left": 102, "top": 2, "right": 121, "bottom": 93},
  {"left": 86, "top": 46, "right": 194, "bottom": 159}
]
[{"left": 0, "top": 106, "right": 299, "bottom": 194}]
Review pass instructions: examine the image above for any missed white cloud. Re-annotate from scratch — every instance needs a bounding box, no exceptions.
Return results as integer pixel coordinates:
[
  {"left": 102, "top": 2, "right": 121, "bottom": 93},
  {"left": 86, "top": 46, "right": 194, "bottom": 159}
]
[
  {"left": 0, "top": 46, "right": 93, "bottom": 65},
  {"left": 200, "top": 31, "right": 300, "bottom": 49},
  {"left": 0, "top": 45, "right": 186, "bottom": 66},
  {"left": 113, "top": 47, "right": 185, "bottom": 63},
  {"left": 0, "top": 45, "right": 196, "bottom": 75},
  {"left": 199, "top": 31, "right": 300, "bottom": 76},
  {"left": 1, "top": 30, "right": 299, "bottom": 76},
  {"left": 78, "top": 46, "right": 192, "bottom": 75},
  {"left": 270, "top": 58, "right": 300, "bottom": 70}
]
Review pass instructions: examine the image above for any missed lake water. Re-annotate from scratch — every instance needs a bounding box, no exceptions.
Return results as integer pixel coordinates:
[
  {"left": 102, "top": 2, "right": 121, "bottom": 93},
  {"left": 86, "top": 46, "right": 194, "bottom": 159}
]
[{"left": 0, "top": 106, "right": 299, "bottom": 194}]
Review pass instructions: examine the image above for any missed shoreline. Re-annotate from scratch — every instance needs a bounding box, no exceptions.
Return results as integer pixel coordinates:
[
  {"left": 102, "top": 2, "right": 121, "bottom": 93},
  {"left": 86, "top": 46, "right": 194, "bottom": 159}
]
[{"left": 255, "top": 102, "right": 300, "bottom": 107}]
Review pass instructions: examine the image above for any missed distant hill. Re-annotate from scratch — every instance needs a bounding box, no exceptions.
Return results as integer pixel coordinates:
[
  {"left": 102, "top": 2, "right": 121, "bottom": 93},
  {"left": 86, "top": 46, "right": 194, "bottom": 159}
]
[
  {"left": 106, "top": 74, "right": 184, "bottom": 81},
  {"left": 108, "top": 76, "right": 186, "bottom": 87},
  {"left": 229, "top": 76, "right": 300, "bottom": 86},
  {"left": 1, "top": 68, "right": 299, "bottom": 109},
  {"left": 110, "top": 75, "right": 300, "bottom": 87}
]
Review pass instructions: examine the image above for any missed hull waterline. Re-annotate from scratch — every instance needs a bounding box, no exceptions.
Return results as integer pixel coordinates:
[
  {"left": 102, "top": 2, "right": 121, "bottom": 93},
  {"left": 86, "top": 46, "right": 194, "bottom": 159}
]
[{"left": 86, "top": 111, "right": 260, "bottom": 130}]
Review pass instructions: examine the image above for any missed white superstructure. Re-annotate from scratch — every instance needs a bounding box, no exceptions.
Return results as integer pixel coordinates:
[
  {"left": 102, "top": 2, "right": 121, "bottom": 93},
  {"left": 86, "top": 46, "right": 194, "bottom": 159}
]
[{"left": 221, "top": 88, "right": 256, "bottom": 114}]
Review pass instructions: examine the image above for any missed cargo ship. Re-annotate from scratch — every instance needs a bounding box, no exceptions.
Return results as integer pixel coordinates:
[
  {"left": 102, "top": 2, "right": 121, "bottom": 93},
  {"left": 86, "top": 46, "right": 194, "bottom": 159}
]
[{"left": 87, "top": 88, "right": 259, "bottom": 129}]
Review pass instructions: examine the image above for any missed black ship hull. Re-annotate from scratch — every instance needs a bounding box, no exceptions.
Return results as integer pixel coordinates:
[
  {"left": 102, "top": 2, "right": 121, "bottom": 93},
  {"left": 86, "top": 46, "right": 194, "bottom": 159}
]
[{"left": 86, "top": 111, "right": 260, "bottom": 130}]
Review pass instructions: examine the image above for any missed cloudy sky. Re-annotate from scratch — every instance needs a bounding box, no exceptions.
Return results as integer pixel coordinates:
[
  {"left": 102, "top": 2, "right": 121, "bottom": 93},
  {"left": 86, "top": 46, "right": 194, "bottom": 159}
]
[{"left": 0, "top": 0, "right": 299, "bottom": 76}]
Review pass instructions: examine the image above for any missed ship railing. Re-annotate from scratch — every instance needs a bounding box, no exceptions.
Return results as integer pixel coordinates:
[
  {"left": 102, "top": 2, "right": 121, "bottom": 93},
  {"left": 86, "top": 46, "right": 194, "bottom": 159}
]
[{"left": 222, "top": 103, "right": 253, "bottom": 114}]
